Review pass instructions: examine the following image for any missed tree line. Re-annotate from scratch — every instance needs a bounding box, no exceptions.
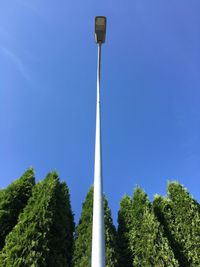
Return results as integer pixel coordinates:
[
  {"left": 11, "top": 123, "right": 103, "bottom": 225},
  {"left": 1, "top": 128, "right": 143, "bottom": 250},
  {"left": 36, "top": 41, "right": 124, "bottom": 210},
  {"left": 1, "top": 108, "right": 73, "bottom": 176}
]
[{"left": 0, "top": 168, "right": 199, "bottom": 266}]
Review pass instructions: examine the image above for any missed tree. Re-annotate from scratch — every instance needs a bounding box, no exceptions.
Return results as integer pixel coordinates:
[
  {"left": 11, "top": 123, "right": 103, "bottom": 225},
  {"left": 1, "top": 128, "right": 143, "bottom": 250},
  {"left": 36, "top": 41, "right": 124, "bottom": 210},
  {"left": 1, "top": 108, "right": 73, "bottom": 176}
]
[
  {"left": 0, "top": 172, "right": 74, "bottom": 267},
  {"left": 130, "top": 187, "right": 179, "bottom": 267},
  {"left": 0, "top": 168, "right": 35, "bottom": 250},
  {"left": 104, "top": 197, "right": 118, "bottom": 267},
  {"left": 72, "top": 187, "right": 93, "bottom": 267},
  {"left": 154, "top": 182, "right": 200, "bottom": 266},
  {"left": 117, "top": 195, "right": 133, "bottom": 267},
  {"left": 47, "top": 181, "right": 75, "bottom": 267},
  {"left": 72, "top": 187, "right": 118, "bottom": 267}
]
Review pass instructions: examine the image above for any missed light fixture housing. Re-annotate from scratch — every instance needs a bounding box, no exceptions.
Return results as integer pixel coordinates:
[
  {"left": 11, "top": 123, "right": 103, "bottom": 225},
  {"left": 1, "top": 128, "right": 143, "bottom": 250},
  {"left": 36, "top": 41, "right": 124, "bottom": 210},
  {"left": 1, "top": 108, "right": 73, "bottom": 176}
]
[{"left": 95, "top": 16, "right": 107, "bottom": 44}]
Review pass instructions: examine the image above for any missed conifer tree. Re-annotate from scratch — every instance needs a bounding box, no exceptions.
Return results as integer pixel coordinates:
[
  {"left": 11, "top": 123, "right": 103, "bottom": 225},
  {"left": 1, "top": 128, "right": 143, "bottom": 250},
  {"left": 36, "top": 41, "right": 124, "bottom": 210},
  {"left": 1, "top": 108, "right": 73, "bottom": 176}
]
[
  {"left": 72, "top": 187, "right": 118, "bottom": 267},
  {"left": 104, "top": 197, "right": 118, "bottom": 267},
  {"left": 0, "top": 172, "right": 74, "bottom": 267},
  {"left": 0, "top": 168, "right": 35, "bottom": 250},
  {"left": 130, "top": 187, "right": 179, "bottom": 267},
  {"left": 72, "top": 188, "right": 93, "bottom": 267},
  {"left": 153, "top": 195, "right": 187, "bottom": 266},
  {"left": 47, "top": 181, "right": 75, "bottom": 267},
  {"left": 117, "top": 195, "right": 133, "bottom": 267},
  {"left": 154, "top": 182, "right": 200, "bottom": 266}
]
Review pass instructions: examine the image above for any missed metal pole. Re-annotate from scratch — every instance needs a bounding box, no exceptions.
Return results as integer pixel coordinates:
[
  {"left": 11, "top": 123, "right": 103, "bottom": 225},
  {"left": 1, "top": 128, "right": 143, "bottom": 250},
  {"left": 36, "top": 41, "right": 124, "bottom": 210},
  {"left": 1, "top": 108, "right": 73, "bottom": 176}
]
[{"left": 91, "top": 43, "right": 105, "bottom": 267}]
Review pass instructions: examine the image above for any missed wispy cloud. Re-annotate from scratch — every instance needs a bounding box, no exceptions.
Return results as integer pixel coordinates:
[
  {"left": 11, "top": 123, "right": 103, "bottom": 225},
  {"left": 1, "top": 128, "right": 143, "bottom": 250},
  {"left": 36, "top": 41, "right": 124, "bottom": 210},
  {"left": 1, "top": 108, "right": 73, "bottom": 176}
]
[
  {"left": 15, "top": 0, "right": 41, "bottom": 17},
  {"left": 0, "top": 26, "right": 9, "bottom": 37},
  {"left": 0, "top": 46, "right": 31, "bottom": 81},
  {"left": 0, "top": 26, "right": 40, "bottom": 63},
  {"left": 15, "top": 0, "right": 50, "bottom": 25}
]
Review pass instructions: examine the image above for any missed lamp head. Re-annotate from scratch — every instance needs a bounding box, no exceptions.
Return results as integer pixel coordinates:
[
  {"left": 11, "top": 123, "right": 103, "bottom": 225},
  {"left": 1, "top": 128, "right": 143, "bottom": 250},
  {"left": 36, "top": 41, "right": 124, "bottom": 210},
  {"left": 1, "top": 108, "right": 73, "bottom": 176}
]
[{"left": 95, "top": 16, "right": 107, "bottom": 44}]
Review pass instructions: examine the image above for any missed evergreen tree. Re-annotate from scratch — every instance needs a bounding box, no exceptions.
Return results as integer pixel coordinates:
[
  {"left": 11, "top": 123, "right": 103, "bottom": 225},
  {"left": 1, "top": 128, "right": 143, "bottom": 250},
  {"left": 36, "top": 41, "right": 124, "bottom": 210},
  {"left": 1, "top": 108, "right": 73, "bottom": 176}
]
[
  {"left": 72, "top": 188, "right": 93, "bottom": 267},
  {"left": 0, "top": 172, "right": 74, "bottom": 267},
  {"left": 47, "top": 181, "right": 75, "bottom": 267},
  {"left": 153, "top": 195, "right": 188, "bottom": 266},
  {"left": 104, "top": 197, "right": 118, "bottom": 267},
  {"left": 117, "top": 195, "right": 133, "bottom": 267},
  {"left": 72, "top": 187, "right": 118, "bottom": 267},
  {"left": 130, "top": 187, "right": 179, "bottom": 267},
  {"left": 0, "top": 168, "right": 35, "bottom": 250},
  {"left": 154, "top": 182, "right": 200, "bottom": 266}
]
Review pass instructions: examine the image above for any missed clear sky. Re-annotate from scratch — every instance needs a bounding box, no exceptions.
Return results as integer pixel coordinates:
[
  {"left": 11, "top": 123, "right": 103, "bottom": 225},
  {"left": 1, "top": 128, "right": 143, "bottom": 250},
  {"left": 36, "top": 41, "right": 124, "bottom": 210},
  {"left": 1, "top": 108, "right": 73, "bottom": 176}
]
[{"left": 0, "top": 0, "right": 200, "bottom": 224}]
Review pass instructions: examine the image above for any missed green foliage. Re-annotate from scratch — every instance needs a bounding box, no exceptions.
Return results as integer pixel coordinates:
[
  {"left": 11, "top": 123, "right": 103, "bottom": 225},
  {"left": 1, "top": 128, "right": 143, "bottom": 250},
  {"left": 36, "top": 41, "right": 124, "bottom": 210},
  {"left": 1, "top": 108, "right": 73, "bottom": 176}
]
[
  {"left": 72, "top": 187, "right": 93, "bottom": 267},
  {"left": 46, "top": 181, "right": 75, "bottom": 267},
  {"left": 0, "top": 168, "right": 35, "bottom": 250},
  {"left": 104, "top": 197, "right": 118, "bottom": 267},
  {"left": 0, "top": 169, "right": 199, "bottom": 267},
  {"left": 72, "top": 187, "right": 118, "bottom": 267},
  {"left": 132, "top": 209, "right": 179, "bottom": 267},
  {"left": 129, "top": 187, "right": 179, "bottom": 267},
  {"left": 154, "top": 182, "right": 200, "bottom": 266},
  {"left": 0, "top": 172, "right": 74, "bottom": 267},
  {"left": 117, "top": 195, "right": 133, "bottom": 267}
]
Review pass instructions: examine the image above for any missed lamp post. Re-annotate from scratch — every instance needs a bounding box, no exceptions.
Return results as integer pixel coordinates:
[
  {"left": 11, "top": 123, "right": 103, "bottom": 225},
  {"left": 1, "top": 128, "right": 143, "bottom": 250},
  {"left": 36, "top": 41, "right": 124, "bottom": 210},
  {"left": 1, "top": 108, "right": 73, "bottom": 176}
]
[{"left": 91, "top": 16, "right": 107, "bottom": 267}]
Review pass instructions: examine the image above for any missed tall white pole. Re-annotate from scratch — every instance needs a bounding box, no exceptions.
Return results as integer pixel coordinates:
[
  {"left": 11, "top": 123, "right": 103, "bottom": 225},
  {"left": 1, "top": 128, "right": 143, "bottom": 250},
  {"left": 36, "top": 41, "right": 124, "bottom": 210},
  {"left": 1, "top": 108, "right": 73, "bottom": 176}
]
[{"left": 91, "top": 43, "right": 106, "bottom": 267}]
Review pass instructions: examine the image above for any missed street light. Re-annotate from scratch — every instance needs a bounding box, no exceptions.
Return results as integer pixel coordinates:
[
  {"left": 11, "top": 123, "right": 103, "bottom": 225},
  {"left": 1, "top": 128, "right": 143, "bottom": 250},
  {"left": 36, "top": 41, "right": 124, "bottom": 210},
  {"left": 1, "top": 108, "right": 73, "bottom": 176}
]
[
  {"left": 95, "top": 16, "right": 107, "bottom": 43},
  {"left": 91, "top": 16, "right": 107, "bottom": 267}
]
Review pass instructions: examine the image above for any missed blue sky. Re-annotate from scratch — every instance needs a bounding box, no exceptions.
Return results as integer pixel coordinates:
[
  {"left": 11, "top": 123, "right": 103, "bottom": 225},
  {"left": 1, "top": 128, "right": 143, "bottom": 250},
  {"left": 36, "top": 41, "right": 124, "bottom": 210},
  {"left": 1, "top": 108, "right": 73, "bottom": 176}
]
[{"left": 0, "top": 0, "right": 200, "bottom": 224}]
